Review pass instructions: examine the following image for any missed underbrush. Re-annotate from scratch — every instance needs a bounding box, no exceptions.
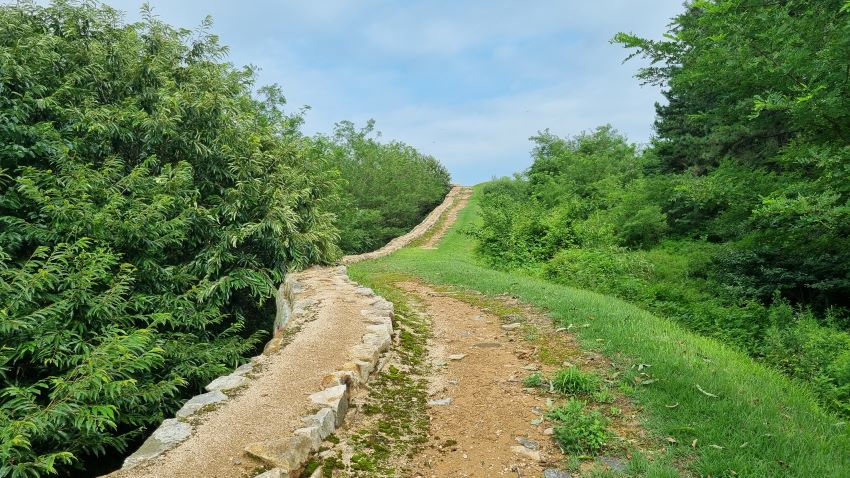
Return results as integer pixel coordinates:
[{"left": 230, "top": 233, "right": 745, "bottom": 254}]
[
  {"left": 540, "top": 241, "right": 850, "bottom": 418},
  {"left": 547, "top": 400, "right": 609, "bottom": 454}
]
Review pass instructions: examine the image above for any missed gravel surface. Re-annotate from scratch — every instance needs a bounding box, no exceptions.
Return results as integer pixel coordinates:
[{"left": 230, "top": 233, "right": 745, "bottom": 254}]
[{"left": 109, "top": 267, "right": 376, "bottom": 478}]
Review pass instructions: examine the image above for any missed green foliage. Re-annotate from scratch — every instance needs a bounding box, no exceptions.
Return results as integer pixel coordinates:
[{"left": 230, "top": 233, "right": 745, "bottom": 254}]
[
  {"left": 0, "top": 1, "right": 341, "bottom": 475},
  {"left": 472, "top": 1, "right": 850, "bottom": 418},
  {"left": 551, "top": 367, "right": 601, "bottom": 395},
  {"left": 544, "top": 248, "right": 655, "bottom": 302},
  {"left": 614, "top": 1, "right": 850, "bottom": 310},
  {"left": 311, "top": 120, "right": 451, "bottom": 254},
  {"left": 547, "top": 400, "right": 608, "bottom": 454},
  {"left": 760, "top": 307, "right": 850, "bottom": 417},
  {"left": 350, "top": 189, "right": 850, "bottom": 476},
  {"left": 592, "top": 388, "right": 616, "bottom": 404},
  {"left": 615, "top": 0, "right": 850, "bottom": 171}
]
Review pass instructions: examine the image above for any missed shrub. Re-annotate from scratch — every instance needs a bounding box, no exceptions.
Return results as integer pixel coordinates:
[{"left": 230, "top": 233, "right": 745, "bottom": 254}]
[
  {"left": 0, "top": 2, "right": 338, "bottom": 475},
  {"left": 618, "top": 205, "right": 669, "bottom": 248},
  {"left": 312, "top": 120, "right": 451, "bottom": 254},
  {"left": 547, "top": 400, "right": 608, "bottom": 454},
  {"left": 760, "top": 309, "right": 850, "bottom": 417},
  {"left": 543, "top": 248, "right": 654, "bottom": 302}
]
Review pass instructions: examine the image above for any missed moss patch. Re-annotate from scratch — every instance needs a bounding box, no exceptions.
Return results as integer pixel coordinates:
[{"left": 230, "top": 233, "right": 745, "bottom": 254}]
[{"left": 312, "top": 273, "right": 431, "bottom": 477}]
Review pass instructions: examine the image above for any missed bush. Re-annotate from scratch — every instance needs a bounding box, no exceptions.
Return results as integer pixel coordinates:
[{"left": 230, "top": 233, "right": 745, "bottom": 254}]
[
  {"left": 547, "top": 400, "right": 608, "bottom": 454},
  {"left": 0, "top": 2, "right": 338, "bottom": 475},
  {"left": 760, "top": 309, "right": 850, "bottom": 417},
  {"left": 618, "top": 205, "right": 668, "bottom": 248},
  {"left": 543, "top": 248, "right": 654, "bottom": 302}
]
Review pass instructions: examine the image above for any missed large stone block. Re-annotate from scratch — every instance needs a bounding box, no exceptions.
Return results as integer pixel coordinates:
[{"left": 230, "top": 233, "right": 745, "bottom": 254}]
[
  {"left": 366, "top": 323, "right": 393, "bottom": 336},
  {"left": 254, "top": 469, "right": 284, "bottom": 478},
  {"left": 301, "top": 407, "right": 336, "bottom": 439},
  {"left": 244, "top": 435, "right": 312, "bottom": 476},
  {"left": 342, "top": 361, "right": 372, "bottom": 382},
  {"left": 205, "top": 373, "right": 249, "bottom": 393},
  {"left": 362, "top": 332, "right": 391, "bottom": 353},
  {"left": 123, "top": 419, "right": 192, "bottom": 468},
  {"left": 294, "top": 426, "right": 322, "bottom": 451},
  {"left": 309, "top": 384, "right": 349, "bottom": 427},
  {"left": 350, "top": 344, "right": 379, "bottom": 364},
  {"left": 175, "top": 390, "right": 227, "bottom": 418}
]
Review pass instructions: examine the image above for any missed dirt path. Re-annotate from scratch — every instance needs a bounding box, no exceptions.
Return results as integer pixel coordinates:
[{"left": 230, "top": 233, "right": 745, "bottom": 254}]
[
  {"left": 111, "top": 185, "right": 653, "bottom": 477},
  {"left": 401, "top": 282, "right": 561, "bottom": 477},
  {"left": 309, "top": 183, "right": 652, "bottom": 477}
]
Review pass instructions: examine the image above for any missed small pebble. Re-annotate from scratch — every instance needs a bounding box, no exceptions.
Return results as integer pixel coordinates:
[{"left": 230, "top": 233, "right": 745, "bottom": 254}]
[{"left": 515, "top": 436, "right": 540, "bottom": 450}]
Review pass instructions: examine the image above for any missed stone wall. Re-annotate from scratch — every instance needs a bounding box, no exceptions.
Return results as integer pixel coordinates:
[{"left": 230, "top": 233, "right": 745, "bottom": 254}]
[{"left": 115, "top": 186, "right": 461, "bottom": 477}]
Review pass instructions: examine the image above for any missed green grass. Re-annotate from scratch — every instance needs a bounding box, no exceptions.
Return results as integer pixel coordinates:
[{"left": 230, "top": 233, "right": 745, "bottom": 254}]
[
  {"left": 551, "top": 367, "right": 602, "bottom": 395},
  {"left": 348, "top": 186, "right": 850, "bottom": 477}
]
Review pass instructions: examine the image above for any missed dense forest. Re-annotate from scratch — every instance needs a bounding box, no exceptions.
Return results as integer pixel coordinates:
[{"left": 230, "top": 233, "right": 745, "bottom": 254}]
[
  {"left": 474, "top": 0, "right": 850, "bottom": 417},
  {"left": 0, "top": 2, "right": 448, "bottom": 477}
]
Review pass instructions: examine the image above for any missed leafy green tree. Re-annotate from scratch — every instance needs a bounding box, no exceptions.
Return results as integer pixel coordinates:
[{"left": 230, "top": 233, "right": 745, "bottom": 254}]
[
  {"left": 0, "top": 2, "right": 338, "bottom": 475},
  {"left": 615, "top": 0, "right": 850, "bottom": 172},
  {"left": 615, "top": 1, "right": 850, "bottom": 310}
]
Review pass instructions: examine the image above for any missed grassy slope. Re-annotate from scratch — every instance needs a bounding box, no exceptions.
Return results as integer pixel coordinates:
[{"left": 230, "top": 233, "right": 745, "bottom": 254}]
[{"left": 349, "top": 187, "right": 850, "bottom": 477}]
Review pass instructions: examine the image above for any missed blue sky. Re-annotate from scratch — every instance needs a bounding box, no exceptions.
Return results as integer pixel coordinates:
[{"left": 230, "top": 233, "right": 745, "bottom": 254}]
[{"left": 107, "top": 1, "right": 682, "bottom": 184}]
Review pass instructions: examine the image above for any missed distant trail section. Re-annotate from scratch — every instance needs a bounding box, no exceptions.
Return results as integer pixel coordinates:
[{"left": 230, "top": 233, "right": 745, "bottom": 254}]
[
  {"left": 341, "top": 185, "right": 471, "bottom": 264},
  {"left": 420, "top": 187, "right": 473, "bottom": 249}
]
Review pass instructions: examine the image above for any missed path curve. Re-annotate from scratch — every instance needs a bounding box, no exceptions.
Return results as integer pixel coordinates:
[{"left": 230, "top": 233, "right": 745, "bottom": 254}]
[{"left": 341, "top": 185, "right": 471, "bottom": 264}]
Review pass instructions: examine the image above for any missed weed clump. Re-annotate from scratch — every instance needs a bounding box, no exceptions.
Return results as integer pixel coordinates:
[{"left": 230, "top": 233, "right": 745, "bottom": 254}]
[
  {"left": 552, "top": 367, "right": 600, "bottom": 395},
  {"left": 547, "top": 400, "right": 609, "bottom": 454}
]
